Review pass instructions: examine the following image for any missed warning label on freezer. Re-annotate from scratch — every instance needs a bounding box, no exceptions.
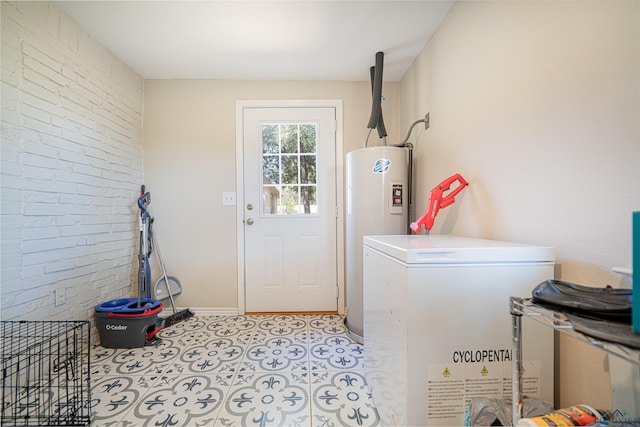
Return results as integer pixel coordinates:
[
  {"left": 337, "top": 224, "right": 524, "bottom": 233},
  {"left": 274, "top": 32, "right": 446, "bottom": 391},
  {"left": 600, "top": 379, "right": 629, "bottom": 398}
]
[
  {"left": 427, "top": 364, "right": 465, "bottom": 422},
  {"left": 427, "top": 361, "right": 541, "bottom": 426}
]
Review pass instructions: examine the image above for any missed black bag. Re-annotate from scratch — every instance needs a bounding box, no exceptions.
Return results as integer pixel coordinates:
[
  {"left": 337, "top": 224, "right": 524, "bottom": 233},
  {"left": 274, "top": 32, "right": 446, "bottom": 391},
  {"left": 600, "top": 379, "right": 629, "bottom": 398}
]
[
  {"left": 564, "top": 313, "right": 640, "bottom": 349},
  {"left": 531, "top": 279, "right": 632, "bottom": 323}
]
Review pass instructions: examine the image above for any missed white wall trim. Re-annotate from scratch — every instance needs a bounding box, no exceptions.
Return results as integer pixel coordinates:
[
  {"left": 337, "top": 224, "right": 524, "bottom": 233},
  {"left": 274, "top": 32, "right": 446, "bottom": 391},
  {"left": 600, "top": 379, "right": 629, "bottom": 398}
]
[
  {"left": 235, "top": 99, "right": 345, "bottom": 315},
  {"left": 161, "top": 307, "right": 239, "bottom": 317}
]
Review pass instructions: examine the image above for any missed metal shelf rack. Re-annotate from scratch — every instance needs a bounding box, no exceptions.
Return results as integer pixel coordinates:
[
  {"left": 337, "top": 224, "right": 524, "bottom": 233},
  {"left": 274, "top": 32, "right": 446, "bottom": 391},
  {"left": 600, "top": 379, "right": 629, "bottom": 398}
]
[{"left": 509, "top": 297, "right": 640, "bottom": 426}]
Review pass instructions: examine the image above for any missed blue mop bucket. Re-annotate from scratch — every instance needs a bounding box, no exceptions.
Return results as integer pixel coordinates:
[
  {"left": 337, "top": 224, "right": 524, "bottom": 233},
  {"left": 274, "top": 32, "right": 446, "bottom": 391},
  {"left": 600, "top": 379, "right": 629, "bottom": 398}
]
[
  {"left": 95, "top": 298, "right": 162, "bottom": 348},
  {"left": 95, "top": 298, "right": 160, "bottom": 314}
]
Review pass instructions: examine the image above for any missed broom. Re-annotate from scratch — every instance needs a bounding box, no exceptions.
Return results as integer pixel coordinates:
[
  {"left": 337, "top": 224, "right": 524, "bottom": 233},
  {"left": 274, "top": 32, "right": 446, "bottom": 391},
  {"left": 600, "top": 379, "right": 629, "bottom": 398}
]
[{"left": 150, "top": 220, "right": 194, "bottom": 327}]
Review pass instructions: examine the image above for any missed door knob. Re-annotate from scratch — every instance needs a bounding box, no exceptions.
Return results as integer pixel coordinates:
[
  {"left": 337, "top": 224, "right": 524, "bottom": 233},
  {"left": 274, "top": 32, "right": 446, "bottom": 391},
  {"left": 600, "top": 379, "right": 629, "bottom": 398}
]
[
  {"left": 245, "top": 218, "right": 254, "bottom": 225},
  {"left": 247, "top": 203, "right": 254, "bottom": 210}
]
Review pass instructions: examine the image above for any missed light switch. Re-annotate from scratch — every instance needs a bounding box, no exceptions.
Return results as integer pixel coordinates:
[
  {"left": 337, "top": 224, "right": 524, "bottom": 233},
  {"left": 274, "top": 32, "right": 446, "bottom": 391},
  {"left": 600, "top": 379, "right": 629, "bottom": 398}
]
[{"left": 222, "top": 192, "right": 236, "bottom": 206}]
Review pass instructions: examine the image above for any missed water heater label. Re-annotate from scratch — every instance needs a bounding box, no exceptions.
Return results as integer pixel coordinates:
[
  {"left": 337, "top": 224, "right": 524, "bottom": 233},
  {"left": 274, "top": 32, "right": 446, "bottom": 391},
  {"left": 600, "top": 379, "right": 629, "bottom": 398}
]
[
  {"left": 388, "top": 182, "right": 404, "bottom": 214},
  {"left": 372, "top": 158, "right": 391, "bottom": 174},
  {"left": 392, "top": 184, "right": 403, "bottom": 207}
]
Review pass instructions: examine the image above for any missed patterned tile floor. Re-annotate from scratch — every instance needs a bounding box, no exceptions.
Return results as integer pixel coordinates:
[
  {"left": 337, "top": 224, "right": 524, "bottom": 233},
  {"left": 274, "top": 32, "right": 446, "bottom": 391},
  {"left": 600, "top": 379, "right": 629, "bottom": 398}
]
[{"left": 90, "top": 314, "right": 381, "bottom": 426}]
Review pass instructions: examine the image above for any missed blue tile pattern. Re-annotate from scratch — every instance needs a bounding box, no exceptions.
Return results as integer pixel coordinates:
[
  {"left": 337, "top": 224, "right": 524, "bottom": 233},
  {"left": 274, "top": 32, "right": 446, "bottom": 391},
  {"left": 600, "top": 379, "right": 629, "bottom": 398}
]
[
  {"left": 89, "top": 314, "right": 380, "bottom": 426},
  {"left": 313, "top": 371, "right": 378, "bottom": 427}
]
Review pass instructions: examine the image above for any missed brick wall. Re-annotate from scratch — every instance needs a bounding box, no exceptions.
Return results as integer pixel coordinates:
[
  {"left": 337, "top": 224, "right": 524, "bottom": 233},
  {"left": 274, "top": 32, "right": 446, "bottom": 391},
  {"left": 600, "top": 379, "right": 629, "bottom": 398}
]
[{"left": 1, "top": 1, "right": 144, "bottom": 323}]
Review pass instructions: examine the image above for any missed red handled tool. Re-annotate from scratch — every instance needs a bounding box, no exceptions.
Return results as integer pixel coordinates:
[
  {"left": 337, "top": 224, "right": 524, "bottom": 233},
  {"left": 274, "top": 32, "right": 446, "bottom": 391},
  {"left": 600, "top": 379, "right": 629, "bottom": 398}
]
[{"left": 410, "top": 173, "right": 469, "bottom": 234}]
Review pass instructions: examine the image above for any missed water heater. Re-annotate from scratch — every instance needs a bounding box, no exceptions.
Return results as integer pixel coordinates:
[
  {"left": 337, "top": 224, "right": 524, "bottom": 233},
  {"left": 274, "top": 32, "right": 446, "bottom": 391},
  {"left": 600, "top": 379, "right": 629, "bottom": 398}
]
[{"left": 345, "top": 146, "right": 408, "bottom": 343}]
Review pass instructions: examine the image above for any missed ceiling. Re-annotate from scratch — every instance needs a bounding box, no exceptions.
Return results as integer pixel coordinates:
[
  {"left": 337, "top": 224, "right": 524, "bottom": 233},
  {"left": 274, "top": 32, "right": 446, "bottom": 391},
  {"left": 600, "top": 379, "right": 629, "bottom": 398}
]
[{"left": 55, "top": 1, "right": 454, "bottom": 82}]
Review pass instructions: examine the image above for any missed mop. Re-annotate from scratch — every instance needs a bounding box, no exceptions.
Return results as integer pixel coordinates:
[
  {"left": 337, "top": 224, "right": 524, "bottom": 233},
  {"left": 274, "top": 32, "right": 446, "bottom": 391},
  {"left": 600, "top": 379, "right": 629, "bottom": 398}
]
[
  {"left": 138, "top": 185, "right": 193, "bottom": 326},
  {"left": 137, "top": 187, "right": 152, "bottom": 306}
]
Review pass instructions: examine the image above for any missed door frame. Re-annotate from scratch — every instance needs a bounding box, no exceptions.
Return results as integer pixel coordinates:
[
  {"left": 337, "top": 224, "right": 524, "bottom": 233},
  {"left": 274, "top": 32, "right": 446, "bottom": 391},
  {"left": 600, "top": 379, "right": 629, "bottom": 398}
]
[{"left": 235, "top": 99, "right": 344, "bottom": 315}]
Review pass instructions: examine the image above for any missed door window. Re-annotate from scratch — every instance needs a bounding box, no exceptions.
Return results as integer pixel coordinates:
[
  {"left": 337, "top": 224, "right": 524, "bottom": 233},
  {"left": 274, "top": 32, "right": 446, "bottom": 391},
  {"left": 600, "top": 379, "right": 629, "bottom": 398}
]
[{"left": 262, "top": 123, "right": 317, "bottom": 215}]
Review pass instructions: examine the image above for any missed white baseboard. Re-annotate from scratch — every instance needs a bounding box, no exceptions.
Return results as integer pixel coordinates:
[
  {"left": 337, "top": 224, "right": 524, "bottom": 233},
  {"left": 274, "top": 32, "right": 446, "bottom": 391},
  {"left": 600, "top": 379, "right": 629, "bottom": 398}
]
[{"left": 160, "top": 307, "right": 239, "bottom": 317}]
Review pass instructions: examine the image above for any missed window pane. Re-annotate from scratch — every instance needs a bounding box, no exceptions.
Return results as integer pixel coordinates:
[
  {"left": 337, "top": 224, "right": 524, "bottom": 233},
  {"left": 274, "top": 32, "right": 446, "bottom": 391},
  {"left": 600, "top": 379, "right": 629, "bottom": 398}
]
[
  {"left": 300, "top": 155, "right": 316, "bottom": 184},
  {"left": 260, "top": 122, "right": 320, "bottom": 216},
  {"left": 300, "top": 185, "right": 317, "bottom": 214},
  {"left": 263, "top": 185, "right": 279, "bottom": 214},
  {"left": 282, "top": 156, "right": 298, "bottom": 184},
  {"left": 300, "top": 124, "right": 316, "bottom": 153},
  {"left": 281, "top": 124, "right": 298, "bottom": 153},
  {"left": 262, "top": 124, "right": 279, "bottom": 154},
  {"left": 263, "top": 155, "right": 279, "bottom": 184},
  {"left": 282, "top": 186, "right": 299, "bottom": 214}
]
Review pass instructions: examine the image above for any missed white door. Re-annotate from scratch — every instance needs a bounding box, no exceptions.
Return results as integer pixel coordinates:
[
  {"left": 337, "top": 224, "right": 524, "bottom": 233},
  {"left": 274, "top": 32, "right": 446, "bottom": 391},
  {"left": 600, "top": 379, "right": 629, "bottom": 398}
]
[{"left": 242, "top": 107, "right": 337, "bottom": 312}]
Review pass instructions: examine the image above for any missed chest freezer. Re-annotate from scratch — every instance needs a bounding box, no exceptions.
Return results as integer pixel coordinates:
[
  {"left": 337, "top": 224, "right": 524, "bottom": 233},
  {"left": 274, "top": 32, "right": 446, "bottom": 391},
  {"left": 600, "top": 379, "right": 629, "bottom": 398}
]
[{"left": 363, "top": 235, "right": 555, "bottom": 427}]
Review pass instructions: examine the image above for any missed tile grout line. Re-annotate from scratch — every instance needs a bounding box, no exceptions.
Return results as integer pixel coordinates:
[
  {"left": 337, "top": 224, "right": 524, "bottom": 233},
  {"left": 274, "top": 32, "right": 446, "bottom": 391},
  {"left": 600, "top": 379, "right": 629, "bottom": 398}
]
[{"left": 215, "top": 314, "right": 264, "bottom": 425}]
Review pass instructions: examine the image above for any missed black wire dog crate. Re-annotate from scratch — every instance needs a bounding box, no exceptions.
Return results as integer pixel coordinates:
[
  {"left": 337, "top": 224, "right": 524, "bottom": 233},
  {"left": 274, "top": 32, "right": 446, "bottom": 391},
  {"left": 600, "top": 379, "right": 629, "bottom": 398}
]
[{"left": 1, "top": 320, "right": 92, "bottom": 426}]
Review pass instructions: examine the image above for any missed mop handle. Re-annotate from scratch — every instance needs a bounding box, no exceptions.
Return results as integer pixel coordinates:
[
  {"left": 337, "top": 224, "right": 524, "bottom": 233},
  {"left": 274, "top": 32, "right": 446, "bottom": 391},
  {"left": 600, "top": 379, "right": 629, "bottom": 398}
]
[
  {"left": 152, "top": 231, "right": 177, "bottom": 313},
  {"left": 137, "top": 185, "right": 152, "bottom": 305},
  {"left": 138, "top": 191, "right": 151, "bottom": 220},
  {"left": 138, "top": 191, "right": 151, "bottom": 252}
]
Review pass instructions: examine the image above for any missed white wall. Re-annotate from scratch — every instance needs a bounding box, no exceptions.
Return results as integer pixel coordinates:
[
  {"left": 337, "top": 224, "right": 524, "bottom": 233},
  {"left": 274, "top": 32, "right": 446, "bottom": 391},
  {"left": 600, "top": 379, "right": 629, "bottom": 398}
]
[
  {"left": 5, "top": 0, "right": 639, "bottom": 409},
  {"left": 399, "top": 0, "right": 639, "bottom": 410},
  {"left": 143, "top": 80, "right": 397, "bottom": 311},
  {"left": 0, "top": 2, "right": 144, "bottom": 323}
]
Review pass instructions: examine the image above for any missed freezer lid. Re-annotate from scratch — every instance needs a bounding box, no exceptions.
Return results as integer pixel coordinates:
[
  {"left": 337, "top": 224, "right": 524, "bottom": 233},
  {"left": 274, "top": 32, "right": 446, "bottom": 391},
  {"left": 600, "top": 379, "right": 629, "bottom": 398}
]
[{"left": 363, "top": 235, "right": 555, "bottom": 264}]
